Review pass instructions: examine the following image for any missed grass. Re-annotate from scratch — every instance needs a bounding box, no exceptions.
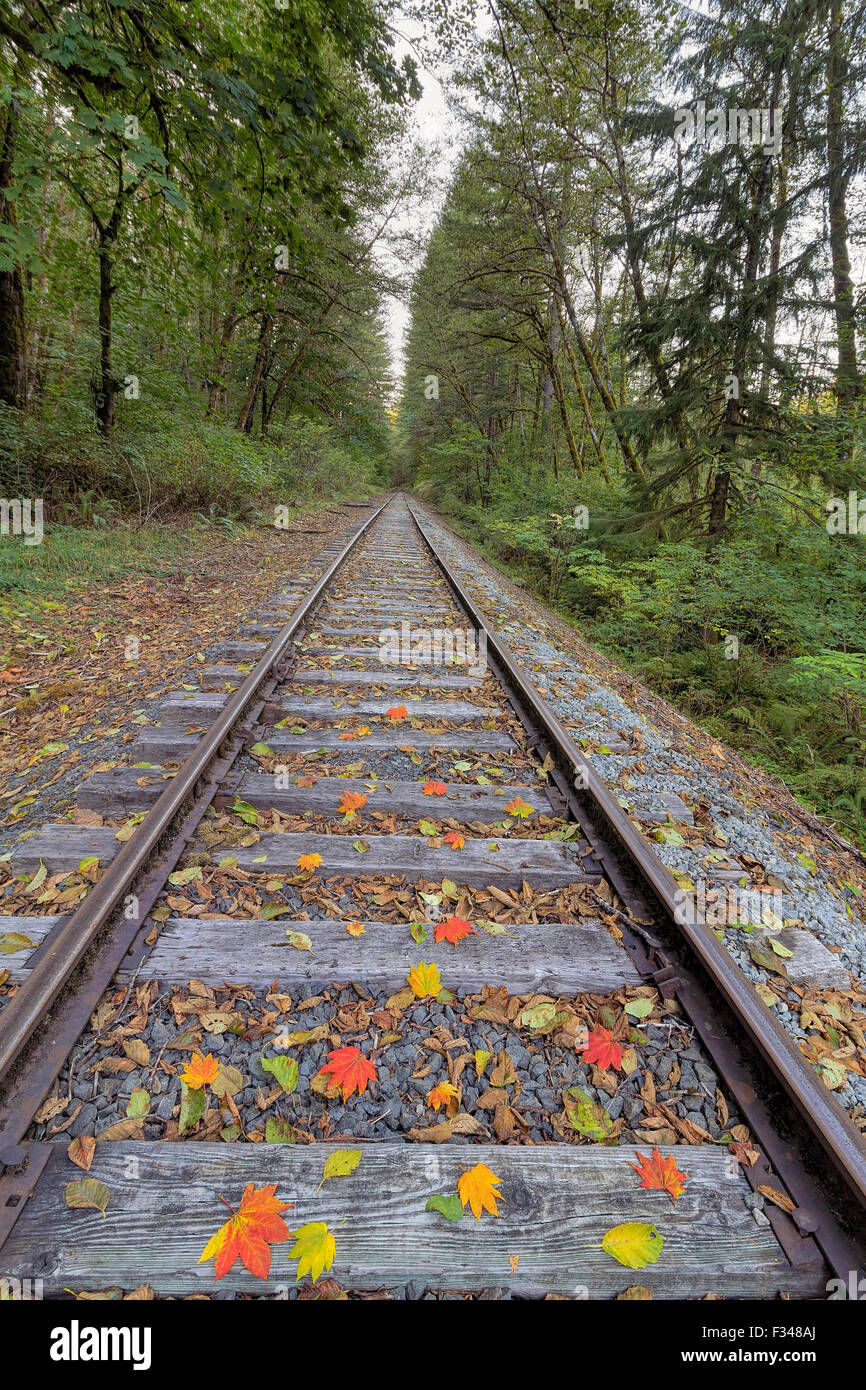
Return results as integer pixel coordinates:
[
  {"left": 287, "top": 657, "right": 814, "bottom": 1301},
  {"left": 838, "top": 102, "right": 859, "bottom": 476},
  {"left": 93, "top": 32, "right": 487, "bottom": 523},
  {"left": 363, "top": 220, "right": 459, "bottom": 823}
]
[{"left": 0, "top": 523, "right": 194, "bottom": 597}]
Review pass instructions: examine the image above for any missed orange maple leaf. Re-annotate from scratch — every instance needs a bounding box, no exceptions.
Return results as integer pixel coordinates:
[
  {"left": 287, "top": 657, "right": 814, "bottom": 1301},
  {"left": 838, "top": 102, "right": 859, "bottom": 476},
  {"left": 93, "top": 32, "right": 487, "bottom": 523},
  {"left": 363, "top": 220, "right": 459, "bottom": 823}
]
[
  {"left": 297, "top": 852, "right": 323, "bottom": 872},
  {"left": 457, "top": 1162, "right": 504, "bottom": 1220},
  {"left": 337, "top": 731, "right": 356, "bottom": 741},
  {"left": 386, "top": 705, "right": 408, "bottom": 721},
  {"left": 629, "top": 1147, "right": 688, "bottom": 1203},
  {"left": 442, "top": 831, "right": 465, "bottom": 851},
  {"left": 505, "top": 796, "right": 533, "bottom": 819},
  {"left": 423, "top": 780, "right": 447, "bottom": 796},
  {"left": 427, "top": 1080, "right": 459, "bottom": 1112},
  {"left": 580, "top": 1026, "right": 624, "bottom": 1071},
  {"left": 198, "top": 1183, "right": 292, "bottom": 1281},
  {"left": 338, "top": 791, "right": 367, "bottom": 815},
  {"left": 295, "top": 775, "right": 317, "bottom": 788},
  {"left": 181, "top": 1051, "right": 219, "bottom": 1090},
  {"left": 318, "top": 1045, "right": 377, "bottom": 1100},
  {"left": 345, "top": 920, "right": 365, "bottom": 937},
  {"left": 434, "top": 916, "right": 477, "bottom": 945}
]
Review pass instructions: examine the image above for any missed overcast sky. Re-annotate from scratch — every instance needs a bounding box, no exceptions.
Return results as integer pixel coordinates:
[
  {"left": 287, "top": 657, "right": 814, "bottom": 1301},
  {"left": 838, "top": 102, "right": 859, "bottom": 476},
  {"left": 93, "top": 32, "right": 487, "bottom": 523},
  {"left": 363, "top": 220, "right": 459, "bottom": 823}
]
[{"left": 380, "top": 12, "right": 464, "bottom": 386}]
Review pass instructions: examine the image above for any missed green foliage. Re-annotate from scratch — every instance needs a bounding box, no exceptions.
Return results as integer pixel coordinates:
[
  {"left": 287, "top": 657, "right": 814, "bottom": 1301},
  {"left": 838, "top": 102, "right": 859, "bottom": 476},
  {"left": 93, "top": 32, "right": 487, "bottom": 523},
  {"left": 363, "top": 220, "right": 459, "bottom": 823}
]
[
  {"left": 395, "top": 0, "right": 866, "bottom": 848},
  {"left": 0, "top": 0, "right": 411, "bottom": 505}
]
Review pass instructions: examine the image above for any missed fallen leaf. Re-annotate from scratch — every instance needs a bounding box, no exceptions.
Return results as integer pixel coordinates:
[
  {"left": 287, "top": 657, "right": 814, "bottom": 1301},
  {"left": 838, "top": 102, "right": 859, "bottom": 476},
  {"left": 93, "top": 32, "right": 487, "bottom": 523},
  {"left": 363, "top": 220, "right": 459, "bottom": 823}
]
[
  {"left": 427, "top": 1080, "right": 459, "bottom": 1112},
  {"left": 198, "top": 1183, "right": 292, "bottom": 1280},
  {"left": 65, "top": 1178, "right": 110, "bottom": 1216},
  {"left": 67, "top": 1135, "right": 96, "bottom": 1172},
  {"left": 562, "top": 1087, "right": 615, "bottom": 1141},
  {"left": 581, "top": 1027, "right": 624, "bottom": 1071},
  {"left": 457, "top": 1162, "right": 503, "bottom": 1219},
  {"left": 0, "top": 932, "right": 36, "bottom": 955},
  {"left": 316, "top": 1149, "right": 362, "bottom": 1192},
  {"left": 425, "top": 1193, "right": 463, "bottom": 1222},
  {"left": 435, "top": 916, "right": 476, "bottom": 945},
  {"left": 629, "top": 1147, "right": 688, "bottom": 1203},
  {"left": 409, "top": 960, "right": 443, "bottom": 998},
  {"left": 181, "top": 1051, "right": 219, "bottom": 1090},
  {"left": 179, "top": 1081, "right": 206, "bottom": 1133},
  {"left": 598, "top": 1222, "right": 663, "bottom": 1269},
  {"left": 260, "top": 1055, "right": 299, "bottom": 1094},
  {"left": 317, "top": 1045, "right": 376, "bottom": 1100},
  {"left": 474, "top": 1048, "right": 491, "bottom": 1077},
  {"left": 289, "top": 1222, "right": 336, "bottom": 1283},
  {"left": 757, "top": 1184, "right": 796, "bottom": 1214}
]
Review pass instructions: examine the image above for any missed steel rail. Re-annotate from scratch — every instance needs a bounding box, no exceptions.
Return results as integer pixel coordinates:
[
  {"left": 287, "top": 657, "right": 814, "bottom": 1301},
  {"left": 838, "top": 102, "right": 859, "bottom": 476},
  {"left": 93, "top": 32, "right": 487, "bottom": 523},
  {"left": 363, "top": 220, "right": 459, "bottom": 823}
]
[
  {"left": 0, "top": 498, "right": 389, "bottom": 1088},
  {"left": 405, "top": 496, "right": 866, "bottom": 1217}
]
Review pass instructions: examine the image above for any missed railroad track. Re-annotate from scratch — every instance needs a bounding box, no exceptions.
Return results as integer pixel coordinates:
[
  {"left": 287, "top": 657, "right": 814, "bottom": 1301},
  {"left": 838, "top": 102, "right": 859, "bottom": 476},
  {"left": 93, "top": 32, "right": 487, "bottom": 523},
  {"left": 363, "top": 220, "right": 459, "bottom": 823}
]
[{"left": 0, "top": 492, "right": 864, "bottom": 1299}]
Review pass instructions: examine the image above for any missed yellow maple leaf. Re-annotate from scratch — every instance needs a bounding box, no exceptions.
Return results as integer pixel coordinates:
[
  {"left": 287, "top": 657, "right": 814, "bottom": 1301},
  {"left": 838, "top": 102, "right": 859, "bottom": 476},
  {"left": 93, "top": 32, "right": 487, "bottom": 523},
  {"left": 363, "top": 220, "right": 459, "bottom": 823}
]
[
  {"left": 345, "top": 920, "right": 365, "bottom": 937},
  {"left": 457, "top": 1162, "right": 504, "bottom": 1220},
  {"left": 181, "top": 1051, "right": 219, "bottom": 1090},
  {"left": 290, "top": 1221, "right": 336, "bottom": 1283},
  {"left": 297, "top": 853, "right": 322, "bottom": 871},
  {"left": 505, "top": 796, "right": 533, "bottom": 819},
  {"left": 427, "top": 1080, "right": 458, "bottom": 1112},
  {"left": 408, "top": 960, "right": 441, "bottom": 998}
]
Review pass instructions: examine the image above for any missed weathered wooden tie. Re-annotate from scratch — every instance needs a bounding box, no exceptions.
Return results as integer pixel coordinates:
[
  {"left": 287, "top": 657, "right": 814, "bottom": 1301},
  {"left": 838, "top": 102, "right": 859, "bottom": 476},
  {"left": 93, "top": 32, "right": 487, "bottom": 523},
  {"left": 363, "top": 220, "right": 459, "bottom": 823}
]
[{"left": 0, "top": 1142, "right": 823, "bottom": 1298}]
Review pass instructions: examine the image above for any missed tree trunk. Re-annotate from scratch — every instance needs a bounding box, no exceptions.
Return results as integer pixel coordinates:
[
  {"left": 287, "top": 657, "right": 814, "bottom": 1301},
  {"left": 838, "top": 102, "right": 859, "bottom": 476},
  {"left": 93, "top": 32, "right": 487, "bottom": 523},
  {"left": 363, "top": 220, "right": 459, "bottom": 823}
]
[
  {"left": 709, "top": 51, "right": 788, "bottom": 537},
  {"left": 96, "top": 237, "right": 115, "bottom": 434},
  {"left": 236, "top": 313, "right": 273, "bottom": 432},
  {"left": 0, "top": 97, "right": 27, "bottom": 411},
  {"left": 551, "top": 357, "right": 583, "bottom": 476},
  {"left": 827, "top": 0, "right": 860, "bottom": 410}
]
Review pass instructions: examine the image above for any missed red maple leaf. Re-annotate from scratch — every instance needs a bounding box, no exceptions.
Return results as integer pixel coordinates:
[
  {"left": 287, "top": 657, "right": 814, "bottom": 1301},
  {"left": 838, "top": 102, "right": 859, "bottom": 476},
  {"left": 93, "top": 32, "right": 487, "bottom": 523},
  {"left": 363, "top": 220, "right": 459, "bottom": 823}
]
[
  {"left": 434, "top": 916, "right": 477, "bottom": 945},
  {"left": 423, "top": 780, "right": 448, "bottom": 796},
  {"left": 630, "top": 1147, "right": 688, "bottom": 1203},
  {"left": 198, "top": 1183, "right": 293, "bottom": 1281},
  {"left": 318, "top": 1045, "right": 377, "bottom": 1100},
  {"left": 580, "top": 1026, "right": 624, "bottom": 1071}
]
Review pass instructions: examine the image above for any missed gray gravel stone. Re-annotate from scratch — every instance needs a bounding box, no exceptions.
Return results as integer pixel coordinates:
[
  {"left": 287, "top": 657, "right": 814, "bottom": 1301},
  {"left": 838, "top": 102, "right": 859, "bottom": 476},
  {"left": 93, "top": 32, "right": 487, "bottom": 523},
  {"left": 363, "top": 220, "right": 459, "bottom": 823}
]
[{"left": 69, "top": 1103, "right": 98, "bottom": 1137}]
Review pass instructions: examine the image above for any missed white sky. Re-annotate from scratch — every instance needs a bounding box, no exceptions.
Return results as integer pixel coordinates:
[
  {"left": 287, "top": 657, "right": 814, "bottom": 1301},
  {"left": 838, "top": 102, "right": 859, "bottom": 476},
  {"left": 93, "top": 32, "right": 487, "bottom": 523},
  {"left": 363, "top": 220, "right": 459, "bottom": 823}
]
[{"left": 380, "top": 13, "right": 465, "bottom": 385}]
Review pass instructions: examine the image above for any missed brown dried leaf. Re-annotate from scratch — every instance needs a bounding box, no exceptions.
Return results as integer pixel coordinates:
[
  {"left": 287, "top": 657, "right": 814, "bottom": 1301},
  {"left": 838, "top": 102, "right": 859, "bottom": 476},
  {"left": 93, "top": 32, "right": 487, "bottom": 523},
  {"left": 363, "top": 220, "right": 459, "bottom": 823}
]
[
  {"left": 123, "top": 1039, "right": 150, "bottom": 1066},
  {"left": 757, "top": 1184, "right": 796, "bottom": 1214},
  {"left": 34, "top": 1094, "right": 69, "bottom": 1123},
  {"left": 67, "top": 1135, "right": 96, "bottom": 1171},
  {"left": 95, "top": 1118, "right": 145, "bottom": 1142}
]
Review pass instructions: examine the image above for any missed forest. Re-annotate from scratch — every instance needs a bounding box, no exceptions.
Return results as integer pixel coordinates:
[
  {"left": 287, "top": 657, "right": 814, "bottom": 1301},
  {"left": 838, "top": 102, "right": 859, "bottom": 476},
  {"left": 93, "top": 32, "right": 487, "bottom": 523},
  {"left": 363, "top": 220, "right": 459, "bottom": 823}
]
[
  {"left": 1, "top": 0, "right": 865, "bottom": 846},
  {"left": 396, "top": 0, "right": 866, "bottom": 848}
]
